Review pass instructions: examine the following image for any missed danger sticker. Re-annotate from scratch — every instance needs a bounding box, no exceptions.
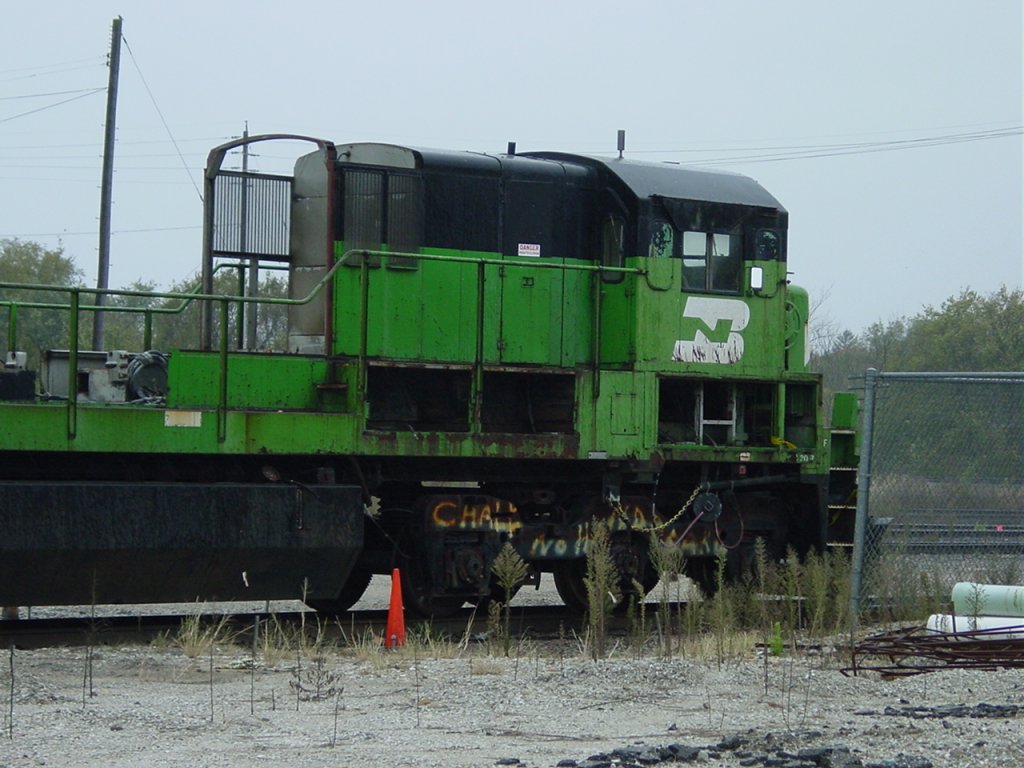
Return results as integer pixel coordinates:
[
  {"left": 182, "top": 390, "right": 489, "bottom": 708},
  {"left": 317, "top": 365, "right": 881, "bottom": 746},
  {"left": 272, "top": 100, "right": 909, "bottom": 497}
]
[{"left": 518, "top": 243, "right": 541, "bottom": 257}]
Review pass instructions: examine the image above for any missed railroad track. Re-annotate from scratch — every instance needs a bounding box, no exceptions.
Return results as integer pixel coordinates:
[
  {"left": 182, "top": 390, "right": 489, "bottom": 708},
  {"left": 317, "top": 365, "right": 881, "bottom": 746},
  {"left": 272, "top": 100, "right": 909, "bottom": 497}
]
[{"left": 0, "top": 603, "right": 680, "bottom": 650}]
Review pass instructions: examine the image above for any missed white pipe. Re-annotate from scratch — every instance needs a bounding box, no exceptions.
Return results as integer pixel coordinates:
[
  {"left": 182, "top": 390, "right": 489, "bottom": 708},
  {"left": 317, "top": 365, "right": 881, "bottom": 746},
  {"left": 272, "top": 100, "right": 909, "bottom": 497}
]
[
  {"left": 926, "top": 613, "right": 1024, "bottom": 639},
  {"left": 951, "top": 582, "right": 1024, "bottom": 618}
]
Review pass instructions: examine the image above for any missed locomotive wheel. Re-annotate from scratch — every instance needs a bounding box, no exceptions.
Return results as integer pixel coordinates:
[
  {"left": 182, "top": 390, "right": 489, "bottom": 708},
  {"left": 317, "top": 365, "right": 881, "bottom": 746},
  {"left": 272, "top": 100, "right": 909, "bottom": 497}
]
[
  {"left": 684, "top": 558, "right": 720, "bottom": 598},
  {"left": 684, "top": 551, "right": 743, "bottom": 598},
  {"left": 552, "top": 560, "right": 589, "bottom": 613},
  {"left": 610, "top": 532, "right": 660, "bottom": 595},
  {"left": 469, "top": 582, "right": 521, "bottom": 610},
  {"left": 305, "top": 567, "right": 373, "bottom": 615},
  {"left": 552, "top": 549, "right": 658, "bottom": 614},
  {"left": 395, "top": 529, "right": 465, "bottom": 619},
  {"left": 400, "top": 569, "right": 465, "bottom": 619}
]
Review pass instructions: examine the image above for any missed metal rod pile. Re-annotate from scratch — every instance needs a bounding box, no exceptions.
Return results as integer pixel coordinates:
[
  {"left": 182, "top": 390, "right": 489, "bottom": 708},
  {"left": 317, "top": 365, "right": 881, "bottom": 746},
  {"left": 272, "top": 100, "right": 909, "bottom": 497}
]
[{"left": 844, "top": 622, "right": 1024, "bottom": 677}]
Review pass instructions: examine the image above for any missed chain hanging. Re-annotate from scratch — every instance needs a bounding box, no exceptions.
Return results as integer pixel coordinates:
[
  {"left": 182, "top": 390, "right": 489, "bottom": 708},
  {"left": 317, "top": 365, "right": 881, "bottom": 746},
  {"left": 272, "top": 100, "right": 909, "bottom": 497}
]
[{"left": 611, "top": 483, "right": 707, "bottom": 534}]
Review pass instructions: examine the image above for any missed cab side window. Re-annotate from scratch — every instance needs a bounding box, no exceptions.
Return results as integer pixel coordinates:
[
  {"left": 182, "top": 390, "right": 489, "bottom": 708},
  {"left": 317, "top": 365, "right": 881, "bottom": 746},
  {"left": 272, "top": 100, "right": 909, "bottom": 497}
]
[
  {"left": 681, "top": 230, "right": 741, "bottom": 293},
  {"left": 681, "top": 231, "right": 707, "bottom": 290},
  {"left": 709, "top": 232, "right": 741, "bottom": 292}
]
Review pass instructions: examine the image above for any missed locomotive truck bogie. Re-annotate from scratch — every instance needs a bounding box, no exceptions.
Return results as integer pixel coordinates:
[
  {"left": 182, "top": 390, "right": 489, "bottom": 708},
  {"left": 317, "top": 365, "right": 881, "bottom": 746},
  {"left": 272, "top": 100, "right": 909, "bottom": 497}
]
[{"left": 0, "top": 133, "right": 835, "bottom": 615}]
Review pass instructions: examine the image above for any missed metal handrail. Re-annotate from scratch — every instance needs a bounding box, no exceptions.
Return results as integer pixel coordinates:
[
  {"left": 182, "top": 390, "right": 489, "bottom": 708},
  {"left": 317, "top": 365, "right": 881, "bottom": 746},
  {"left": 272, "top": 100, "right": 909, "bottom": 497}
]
[{"left": 1, "top": 248, "right": 648, "bottom": 443}]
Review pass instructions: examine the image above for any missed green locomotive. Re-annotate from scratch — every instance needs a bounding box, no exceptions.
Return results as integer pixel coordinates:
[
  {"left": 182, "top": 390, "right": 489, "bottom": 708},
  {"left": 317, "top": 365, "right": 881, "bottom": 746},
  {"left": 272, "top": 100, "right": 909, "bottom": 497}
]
[{"left": 0, "top": 134, "right": 832, "bottom": 615}]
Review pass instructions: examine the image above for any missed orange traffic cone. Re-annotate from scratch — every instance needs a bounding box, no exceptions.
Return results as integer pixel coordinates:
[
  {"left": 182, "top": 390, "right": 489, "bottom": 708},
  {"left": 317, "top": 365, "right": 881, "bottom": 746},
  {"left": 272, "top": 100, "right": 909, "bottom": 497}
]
[{"left": 385, "top": 567, "right": 406, "bottom": 648}]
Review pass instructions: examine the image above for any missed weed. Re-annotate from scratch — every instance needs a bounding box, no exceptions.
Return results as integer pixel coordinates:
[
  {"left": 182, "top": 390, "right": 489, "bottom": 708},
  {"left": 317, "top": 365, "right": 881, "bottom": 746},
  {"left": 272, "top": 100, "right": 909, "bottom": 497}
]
[
  {"left": 769, "top": 621, "right": 784, "bottom": 656},
  {"left": 408, "top": 622, "right": 459, "bottom": 659},
  {"left": 490, "top": 543, "right": 530, "bottom": 657},
  {"left": 626, "top": 578, "right": 648, "bottom": 659},
  {"left": 339, "top": 626, "right": 386, "bottom": 665},
  {"left": 289, "top": 652, "right": 341, "bottom": 702},
  {"left": 174, "top": 611, "right": 234, "bottom": 659},
  {"left": 258, "top": 614, "right": 294, "bottom": 668},
  {"left": 289, "top": 617, "right": 340, "bottom": 702},
  {"left": 782, "top": 547, "right": 802, "bottom": 631},
  {"left": 649, "top": 535, "right": 686, "bottom": 659},
  {"left": 804, "top": 550, "right": 830, "bottom": 639},
  {"left": 709, "top": 551, "right": 734, "bottom": 668},
  {"left": 584, "top": 521, "right": 619, "bottom": 660}
]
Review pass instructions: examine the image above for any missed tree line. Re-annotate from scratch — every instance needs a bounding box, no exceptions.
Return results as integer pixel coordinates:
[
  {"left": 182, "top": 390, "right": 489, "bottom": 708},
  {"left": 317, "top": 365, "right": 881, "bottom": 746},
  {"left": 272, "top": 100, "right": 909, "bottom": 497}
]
[
  {"left": 1, "top": 239, "right": 288, "bottom": 367},
  {"left": 812, "top": 286, "right": 1023, "bottom": 400}
]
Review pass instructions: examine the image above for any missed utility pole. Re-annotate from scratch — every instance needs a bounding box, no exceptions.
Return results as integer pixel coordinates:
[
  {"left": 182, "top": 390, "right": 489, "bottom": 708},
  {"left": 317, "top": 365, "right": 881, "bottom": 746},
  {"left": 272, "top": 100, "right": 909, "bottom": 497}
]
[{"left": 92, "top": 15, "right": 122, "bottom": 351}]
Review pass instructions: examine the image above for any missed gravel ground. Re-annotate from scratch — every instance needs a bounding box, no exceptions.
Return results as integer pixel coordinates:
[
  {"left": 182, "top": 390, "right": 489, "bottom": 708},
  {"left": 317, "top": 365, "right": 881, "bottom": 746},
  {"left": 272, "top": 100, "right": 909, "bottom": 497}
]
[
  {"left": 2, "top": 642, "right": 1023, "bottom": 767},
  {"left": 3, "top": 579, "right": 1023, "bottom": 768}
]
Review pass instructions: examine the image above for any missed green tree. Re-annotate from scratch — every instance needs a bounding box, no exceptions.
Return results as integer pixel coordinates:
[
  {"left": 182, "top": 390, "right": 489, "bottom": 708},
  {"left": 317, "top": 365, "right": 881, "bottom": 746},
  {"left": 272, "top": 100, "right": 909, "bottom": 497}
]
[
  {"left": 2, "top": 239, "right": 290, "bottom": 370},
  {"left": 100, "top": 279, "right": 161, "bottom": 352},
  {"left": 148, "top": 268, "right": 288, "bottom": 352},
  {"left": 0, "top": 239, "right": 84, "bottom": 365},
  {"left": 901, "top": 287, "right": 1024, "bottom": 371},
  {"left": 811, "top": 285, "right": 1024, "bottom": 424}
]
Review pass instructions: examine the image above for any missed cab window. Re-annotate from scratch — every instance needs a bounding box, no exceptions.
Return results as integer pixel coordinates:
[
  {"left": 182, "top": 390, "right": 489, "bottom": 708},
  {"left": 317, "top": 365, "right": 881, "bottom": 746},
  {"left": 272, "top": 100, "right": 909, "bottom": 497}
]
[{"left": 681, "top": 230, "right": 741, "bottom": 293}]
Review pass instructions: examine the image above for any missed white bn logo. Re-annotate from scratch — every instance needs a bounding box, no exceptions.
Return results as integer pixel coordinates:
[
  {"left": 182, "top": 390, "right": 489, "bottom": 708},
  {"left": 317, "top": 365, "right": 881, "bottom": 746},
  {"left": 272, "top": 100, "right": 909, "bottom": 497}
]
[{"left": 671, "top": 297, "right": 750, "bottom": 364}]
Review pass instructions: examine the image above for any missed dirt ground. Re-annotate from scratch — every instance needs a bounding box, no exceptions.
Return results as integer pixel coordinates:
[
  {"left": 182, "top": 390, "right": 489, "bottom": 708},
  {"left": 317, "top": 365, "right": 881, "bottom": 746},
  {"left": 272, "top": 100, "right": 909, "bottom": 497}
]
[{"left": 3, "top": 579, "right": 1023, "bottom": 768}]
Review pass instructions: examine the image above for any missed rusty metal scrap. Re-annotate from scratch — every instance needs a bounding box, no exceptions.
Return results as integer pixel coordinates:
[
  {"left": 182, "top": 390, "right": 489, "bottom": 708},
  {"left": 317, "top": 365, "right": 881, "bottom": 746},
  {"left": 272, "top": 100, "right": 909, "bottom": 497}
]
[{"left": 842, "top": 623, "right": 1024, "bottom": 677}]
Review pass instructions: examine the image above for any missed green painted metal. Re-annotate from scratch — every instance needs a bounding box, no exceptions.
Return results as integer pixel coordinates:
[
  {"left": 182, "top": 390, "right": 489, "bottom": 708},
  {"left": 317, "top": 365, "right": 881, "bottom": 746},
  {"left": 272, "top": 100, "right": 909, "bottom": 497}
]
[
  {"left": 0, "top": 138, "right": 844, "bottom": 611},
  {"left": 0, "top": 245, "right": 826, "bottom": 470},
  {"left": 330, "top": 247, "right": 640, "bottom": 365}
]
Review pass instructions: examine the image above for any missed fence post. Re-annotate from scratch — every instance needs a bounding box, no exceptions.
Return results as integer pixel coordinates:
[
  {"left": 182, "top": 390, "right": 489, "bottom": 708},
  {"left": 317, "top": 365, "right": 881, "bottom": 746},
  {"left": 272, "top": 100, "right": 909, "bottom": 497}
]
[{"left": 848, "top": 367, "right": 878, "bottom": 629}]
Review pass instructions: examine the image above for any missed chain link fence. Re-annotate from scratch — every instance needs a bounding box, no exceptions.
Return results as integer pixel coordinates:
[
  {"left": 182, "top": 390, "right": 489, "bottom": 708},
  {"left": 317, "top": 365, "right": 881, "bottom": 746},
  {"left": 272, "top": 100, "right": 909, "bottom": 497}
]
[{"left": 850, "top": 370, "right": 1024, "bottom": 623}]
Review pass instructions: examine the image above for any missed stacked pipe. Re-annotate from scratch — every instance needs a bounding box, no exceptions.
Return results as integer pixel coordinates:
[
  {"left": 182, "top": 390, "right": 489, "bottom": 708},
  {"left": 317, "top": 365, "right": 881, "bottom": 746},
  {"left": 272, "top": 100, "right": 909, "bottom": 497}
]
[{"left": 927, "top": 582, "right": 1024, "bottom": 639}]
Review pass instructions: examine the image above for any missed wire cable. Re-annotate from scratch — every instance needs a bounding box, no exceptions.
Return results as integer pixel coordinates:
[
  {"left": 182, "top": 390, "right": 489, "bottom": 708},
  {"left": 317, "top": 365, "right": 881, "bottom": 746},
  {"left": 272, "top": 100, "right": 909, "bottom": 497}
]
[
  {"left": 121, "top": 35, "right": 203, "bottom": 203},
  {"left": 0, "top": 59, "right": 106, "bottom": 84},
  {"left": 0, "top": 88, "right": 104, "bottom": 124},
  {"left": 0, "top": 225, "right": 201, "bottom": 238},
  {"left": 0, "top": 88, "right": 109, "bottom": 101},
  {"left": 627, "top": 126, "right": 1023, "bottom": 167},
  {"left": 0, "top": 56, "right": 106, "bottom": 76}
]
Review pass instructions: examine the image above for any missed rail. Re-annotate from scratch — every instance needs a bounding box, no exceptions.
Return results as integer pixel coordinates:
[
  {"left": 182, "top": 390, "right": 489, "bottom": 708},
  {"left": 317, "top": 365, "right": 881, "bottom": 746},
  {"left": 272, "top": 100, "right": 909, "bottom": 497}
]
[{"left": 870, "top": 510, "right": 1024, "bottom": 552}]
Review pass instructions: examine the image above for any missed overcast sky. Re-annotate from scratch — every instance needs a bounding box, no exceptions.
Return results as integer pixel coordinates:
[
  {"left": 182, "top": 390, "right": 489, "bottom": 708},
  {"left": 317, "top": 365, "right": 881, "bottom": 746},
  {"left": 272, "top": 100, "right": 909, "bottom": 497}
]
[{"left": 2, "top": 1, "right": 1021, "bottom": 334}]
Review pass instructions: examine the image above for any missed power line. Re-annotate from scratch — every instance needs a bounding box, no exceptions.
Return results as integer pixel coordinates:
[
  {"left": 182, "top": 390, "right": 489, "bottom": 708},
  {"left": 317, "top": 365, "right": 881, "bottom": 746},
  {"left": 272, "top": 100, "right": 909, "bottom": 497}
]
[
  {"left": 0, "top": 152, "right": 208, "bottom": 161},
  {"left": 1, "top": 225, "right": 200, "bottom": 238},
  {"left": 0, "top": 87, "right": 109, "bottom": 101},
  {"left": 121, "top": 35, "right": 202, "bottom": 203},
  {"left": 628, "top": 126, "right": 1023, "bottom": 166},
  {"left": 0, "top": 56, "right": 106, "bottom": 77},
  {"left": 0, "top": 60, "right": 106, "bottom": 85},
  {"left": 0, "top": 88, "right": 105, "bottom": 124},
  {"left": 0, "top": 136, "right": 227, "bottom": 150},
  {"left": 0, "top": 175, "right": 200, "bottom": 184}
]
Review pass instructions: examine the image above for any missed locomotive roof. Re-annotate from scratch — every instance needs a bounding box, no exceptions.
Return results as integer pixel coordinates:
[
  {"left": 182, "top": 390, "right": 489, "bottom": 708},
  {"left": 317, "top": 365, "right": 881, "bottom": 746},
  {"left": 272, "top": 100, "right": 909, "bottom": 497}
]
[
  {"left": 523, "top": 152, "right": 786, "bottom": 213},
  {"left": 332, "top": 143, "right": 785, "bottom": 212}
]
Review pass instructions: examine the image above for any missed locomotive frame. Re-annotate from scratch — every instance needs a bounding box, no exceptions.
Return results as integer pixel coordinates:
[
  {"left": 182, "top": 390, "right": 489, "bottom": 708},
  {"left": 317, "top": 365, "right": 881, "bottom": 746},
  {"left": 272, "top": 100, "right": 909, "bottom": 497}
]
[{"left": 0, "top": 134, "right": 836, "bottom": 615}]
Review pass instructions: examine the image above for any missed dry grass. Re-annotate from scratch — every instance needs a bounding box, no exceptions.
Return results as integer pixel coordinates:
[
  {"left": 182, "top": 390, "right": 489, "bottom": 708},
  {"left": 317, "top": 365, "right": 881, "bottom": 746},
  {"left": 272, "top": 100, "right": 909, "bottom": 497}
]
[{"left": 173, "top": 611, "right": 235, "bottom": 659}]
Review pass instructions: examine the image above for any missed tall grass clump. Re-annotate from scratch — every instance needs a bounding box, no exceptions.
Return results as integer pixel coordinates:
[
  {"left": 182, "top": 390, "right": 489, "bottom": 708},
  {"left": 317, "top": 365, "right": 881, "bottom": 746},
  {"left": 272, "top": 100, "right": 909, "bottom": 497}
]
[
  {"left": 489, "top": 542, "right": 530, "bottom": 657},
  {"left": 626, "top": 577, "right": 648, "bottom": 659},
  {"left": 648, "top": 534, "right": 686, "bottom": 659},
  {"left": 708, "top": 551, "right": 737, "bottom": 667},
  {"left": 585, "top": 521, "right": 620, "bottom": 660},
  {"left": 174, "top": 610, "right": 234, "bottom": 659}
]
